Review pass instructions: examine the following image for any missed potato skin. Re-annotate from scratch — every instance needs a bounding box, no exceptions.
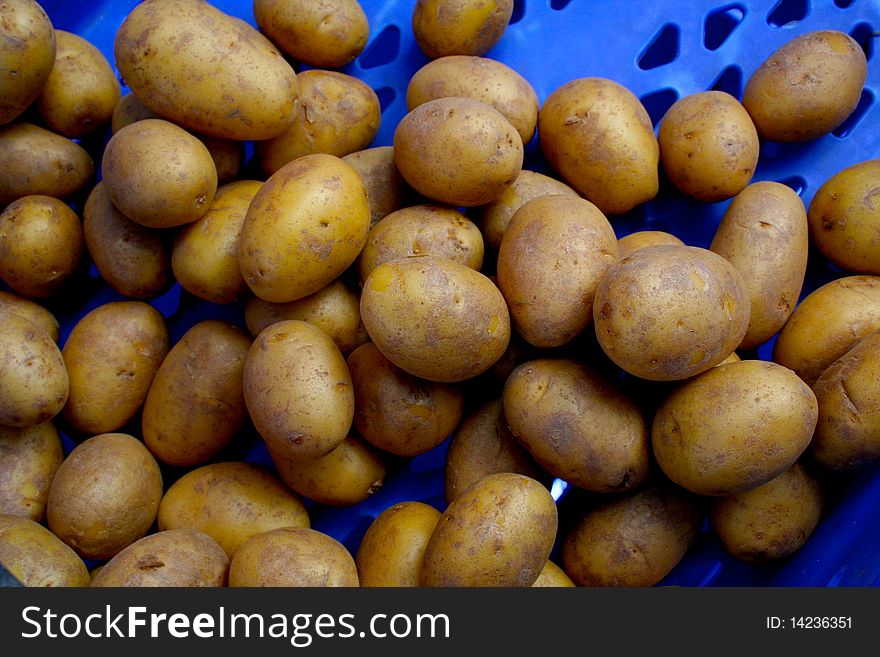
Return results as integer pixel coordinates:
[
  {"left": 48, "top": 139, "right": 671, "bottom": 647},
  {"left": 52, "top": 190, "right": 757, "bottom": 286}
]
[
  {"left": 0, "top": 291, "right": 59, "bottom": 341},
  {"left": 421, "top": 473, "right": 557, "bottom": 587},
  {"left": 412, "top": 0, "right": 513, "bottom": 59},
  {"left": 46, "top": 433, "right": 163, "bottom": 560},
  {"left": 114, "top": 0, "right": 298, "bottom": 140},
  {"left": 0, "top": 422, "right": 63, "bottom": 521},
  {"left": 157, "top": 461, "right": 309, "bottom": 558},
  {"left": 360, "top": 255, "right": 511, "bottom": 383},
  {"left": 62, "top": 301, "right": 169, "bottom": 434},
  {"left": 532, "top": 560, "right": 575, "bottom": 587},
  {"left": 356, "top": 502, "right": 441, "bottom": 587},
  {"left": 617, "top": 230, "right": 683, "bottom": 259},
  {"left": 743, "top": 30, "right": 867, "bottom": 142},
  {"left": 343, "top": 146, "right": 412, "bottom": 226},
  {"left": 0, "top": 514, "right": 89, "bottom": 587},
  {"left": 652, "top": 360, "right": 818, "bottom": 496},
  {"left": 710, "top": 181, "right": 808, "bottom": 349},
  {"left": 0, "top": 0, "right": 56, "bottom": 126}
]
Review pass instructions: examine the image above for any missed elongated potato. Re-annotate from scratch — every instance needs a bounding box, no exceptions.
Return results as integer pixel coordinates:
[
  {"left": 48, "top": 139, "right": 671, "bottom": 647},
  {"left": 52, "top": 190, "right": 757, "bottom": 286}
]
[
  {"left": 0, "top": 291, "right": 59, "bottom": 341},
  {"left": 0, "top": 514, "right": 89, "bottom": 587},
  {"left": 0, "top": 422, "right": 63, "bottom": 521},
  {"left": 0, "top": 0, "right": 56, "bottom": 126}
]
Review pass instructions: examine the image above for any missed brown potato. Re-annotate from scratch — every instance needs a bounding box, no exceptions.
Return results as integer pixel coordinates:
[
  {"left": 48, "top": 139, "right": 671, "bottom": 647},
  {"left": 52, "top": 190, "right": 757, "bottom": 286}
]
[
  {"left": 412, "top": 0, "right": 513, "bottom": 59},
  {"left": 110, "top": 91, "right": 159, "bottom": 133},
  {"left": 0, "top": 514, "right": 89, "bottom": 587},
  {"left": 0, "top": 291, "right": 59, "bottom": 341},
  {"left": 531, "top": 560, "right": 575, "bottom": 587},
  {"left": 343, "top": 146, "right": 413, "bottom": 226},
  {"left": 0, "top": 422, "right": 63, "bottom": 521},
  {"left": 0, "top": 0, "right": 56, "bottom": 126},
  {"left": 617, "top": 230, "right": 684, "bottom": 259}
]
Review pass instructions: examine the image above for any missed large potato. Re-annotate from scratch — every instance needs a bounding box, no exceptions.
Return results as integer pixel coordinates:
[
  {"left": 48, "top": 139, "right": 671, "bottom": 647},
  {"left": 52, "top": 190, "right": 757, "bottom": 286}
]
[
  {"left": 0, "top": 422, "right": 63, "bottom": 521},
  {"left": 0, "top": 291, "right": 59, "bottom": 341},
  {"left": 0, "top": 514, "right": 89, "bottom": 587},
  {"left": 0, "top": 0, "right": 55, "bottom": 126},
  {"left": 114, "top": 0, "right": 298, "bottom": 140},
  {"left": 412, "top": 0, "right": 513, "bottom": 59},
  {"left": 617, "top": 230, "right": 683, "bottom": 259},
  {"left": 343, "top": 146, "right": 413, "bottom": 226}
]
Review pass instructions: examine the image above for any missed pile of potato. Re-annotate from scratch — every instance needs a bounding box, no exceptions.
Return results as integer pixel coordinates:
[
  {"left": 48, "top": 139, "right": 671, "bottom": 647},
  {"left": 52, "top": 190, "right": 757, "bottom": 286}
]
[{"left": 0, "top": 0, "right": 878, "bottom": 588}]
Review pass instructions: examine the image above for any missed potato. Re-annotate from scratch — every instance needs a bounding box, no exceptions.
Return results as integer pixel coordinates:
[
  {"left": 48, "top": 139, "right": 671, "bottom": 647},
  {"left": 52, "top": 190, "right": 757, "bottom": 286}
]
[
  {"left": 343, "top": 146, "right": 413, "bottom": 226},
  {"left": 270, "top": 436, "right": 386, "bottom": 506},
  {"left": 83, "top": 182, "right": 170, "bottom": 299},
  {"left": 244, "top": 320, "right": 354, "bottom": 461},
  {"left": 102, "top": 118, "right": 218, "bottom": 229},
  {"left": 356, "top": 502, "right": 441, "bottom": 587},
  {"left": 808, "top": 160, "right": 880, "bottom": 275},
  {"left": 358, "top": 204, "right": 484, "bottom": 283},
  {"left": 348, "top": 342, "right": 464, "bottom": 457},
  {"left": 594, "top": 245, "right": 750, "bottom": 381},
  {"left": 412, "top": 0, "right": 513, "bottom": 59},
  {"left": 253, "top": 0, "right": 369, "bottom": 68},
  {"left": 172, "top": 180, "right": 262, "bottom": 304},
  {"left": 157, "top": 461, "right": 309, "bottom": 558},
  {"left": 35, "top": 30, "right": 120, "bottom": 137},
  {"left": 539, "top": 77, "right": 659, "bottom": 215},
  {"left": 0, "top": 122, "right": 94, "bottom": 205},
  {"left": 90, "top": 529, "right": 229, "bottom": 587},
  {"left": 62, "top": 301, "right": 169, "bottom": 434},
  {"left": 0, "top": 514, "right": 89, "bottom": 587},
  {"left": 46, "top": 432, "right": 163, "bottom": 560},
  {"left": 114, "top": 0, "right": 298, "bottom": 140},
  {"left": 257, "top": 69, "right": 381, "bottom": 176},
  {"left": 0, "top": 291, "right": 59, "bottom": 341},
  {"left": 772, "top": 276, "right": 880, "bottom": 386},
  {"left": 111, "top": 91, "right": 159, "bottom": 133},
  {"left": 718, "top": 351, "right": 741, "bottom": 366},
  {"left": 503, "top": 359, "right": 650, "bottom": 493},
  {"left": 393, "top": 97, "right": 523, "bottom": 207},
  {"left": 617, "top": 230, "right": 684, "bottom": 259},
  {"left": 658, "top": 91, "right": 759, "bottom": 202},
  {"left": 445, "top": 398, "right": 540, "bottom": 504},
  {"left": 498, "top": 194, "right": 618, "bottom": 347},
  {"left": 0, "top": 312, "right": 67, "bottom": 427},
  {"left": 239, "top": 153, "right": 370, "bottom": 303},
  {"left": 532, "top": 560, "right": 575, "bottom": 587},
  {"left": 562, "top": 482, "right": 704, "bottom": 587},
  {"left": 407, "top": 55, "right": 538, "bottom": 144},
  {"left": 360, "top": 255, "right": 511, "bottom": 382},
  {"left": 709, "top": 463, "right": 822, "bottom": 564},
  {"left": 652, "top": 360, "right": 818, "bottom": 496},
  {"left": 0, "top": 0, "right": 55, "bottom": 126},
  {"left": 229, "top": 527, "right": 359, "bottom": 587},
  {"left": 244, "top": 281, "right": 368, "bottom": 355},
  {"left": 421, "top": 473, "right": 556, "bottom": 587},
  {"left": 743, "top": 30, "right": 867, "bottom": 142},
  {"left": 0, "top": 422, "right": 63, "bottom": 521}
]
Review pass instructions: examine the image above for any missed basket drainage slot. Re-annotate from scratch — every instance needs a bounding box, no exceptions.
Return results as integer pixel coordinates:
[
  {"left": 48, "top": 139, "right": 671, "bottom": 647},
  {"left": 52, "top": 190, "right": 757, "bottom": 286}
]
[
  {"left": 359, "top": 24, "right": 401, "bottom": 69},
  {"left": 704, "top": 4, "right": 746, "bottom": 51},
  {"left": 832, "top": 88, "right": 874, "bottom": 139},
  {"left": 637, "top": 23, "right": 681, "bottom": 70},
  {"left": 710, "top": 64, "right": 743, "bottom": 98},
  {"left": 767, "top": 0, "right": 808, "bottom": 28}
]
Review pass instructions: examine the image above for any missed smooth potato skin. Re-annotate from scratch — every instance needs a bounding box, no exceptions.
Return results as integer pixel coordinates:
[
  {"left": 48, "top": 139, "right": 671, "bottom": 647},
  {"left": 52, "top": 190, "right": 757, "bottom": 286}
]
[
  {"left": 0, "top": 422, "right": 63, "bottom": 521},
  {"left": 412, "top": 0, "right": 513, "bottom": 59},
  {"left": 0, "top": 514, "right": 89, "bottom": 587},
  {"left": 343, "top": 146, "right": 412, "bottom": 226},
  {"left": 111, "top": 92, "right": 159, "bottom": 133},
  {"left": 617, "top": 230, "right": 683, "bottom": 259},
  {"left": 532, "top": 560, "right": 575, "bottom": 587},
  {"left": 710, "top": 181, "right": 808, "bottom": 349},
  {"left": 0, "top": 0, "right": 56, "bottom": 126},
  {"left": 0, "top": 291, "right": 59, "bottom": 341},
  {"left": 652, "top": 360, "right": 818, "bottom": 496}
]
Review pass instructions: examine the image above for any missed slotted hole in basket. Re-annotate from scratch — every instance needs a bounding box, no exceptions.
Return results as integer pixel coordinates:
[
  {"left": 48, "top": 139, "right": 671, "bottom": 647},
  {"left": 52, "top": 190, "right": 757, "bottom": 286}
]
[
  {"left": 777, "top": 175, "right": 807, "bottom": 196},
  {"left": 766, "top": 0, "right": 808, "bottom": 28},
  {"left": 550, "top": 0, "right": 574, "bottom": 9},
  {"left": 640, "top": 88, "right": 679, "bottom": 125},
  {"left": 849, "top": 22, "right": 876, "bottom": 60},
  {"left": 834, "top": 0, "right": 855, "bottom": 8},
  {"left": 510, "top": 0, "right": 525, "bottom": 24},
  {"left": 359, "top": 24, "right": 400, "bottom": 69},
  {"left": 832, "top": 88, "right": 874, "bottom": 138},
  {"left": 638, "top": 23, "right": 681, "bottom": 70},
  {"left": 704, "top": 4, "right": 746, "bottom": 51},
  {"left": 710, "top": 64, "right": 743, "bottom": 98},
  {"left": 375, "top": 86, "right": 396, "bottom": 113}
]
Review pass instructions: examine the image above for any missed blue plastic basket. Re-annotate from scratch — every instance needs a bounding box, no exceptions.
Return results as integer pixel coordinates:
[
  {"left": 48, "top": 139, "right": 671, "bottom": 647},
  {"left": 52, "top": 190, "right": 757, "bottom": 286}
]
[{"left": 31, "top": 0, "right": 880, "bottom": 586}]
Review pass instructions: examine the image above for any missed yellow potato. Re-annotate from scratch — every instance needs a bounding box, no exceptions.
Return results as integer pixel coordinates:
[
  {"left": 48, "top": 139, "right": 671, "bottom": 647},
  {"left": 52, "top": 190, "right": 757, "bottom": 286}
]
[
  {"left": 0, "top": 0, "right": 56, "bottom": 126},
  {"left": 0, "top": 514, "right": 89, "bottom": 587},
  {"left": 617, "top": 230, "right": 684, "bottom": 259},
  {"left": 412, "top": 0, "right": 514, "bottom": 59},
  {"left": 343, "top": 146, "right": 414, "bottom": 226},
  {"left": 0, "top": 291, "right": 59, "bottom": 341},
  {"left": 531, "top": 560, "right": 575, "bottom": 587},
  {"left": 0, "top": 422, "right": 63, "bottom": 521},
  {"left": 110, "top": 91, "right": 159, "bottom": 133}
]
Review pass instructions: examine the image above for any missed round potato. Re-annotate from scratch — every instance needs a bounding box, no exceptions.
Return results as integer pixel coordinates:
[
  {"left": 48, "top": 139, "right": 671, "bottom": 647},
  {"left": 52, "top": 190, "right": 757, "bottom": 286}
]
[
  {"left": 0, "top": 0, "right": 56, "bottom": 126},
  {"left": 617, "top": 230, "right": 684, "bottom": 259},
  {"left": 532, "top": 560, "right": 575, "bottom": 587},
  {"left": 229, "top": 527, "right": 359, "bottom": 587},
  {"left": 652, "top": 360, "right": 818, "bottom": 496},
  {"left": 360, "top": 255, "right": 511, "bottom": 382},
  {"left": 343, "top": 146, "right": 413, "bottom": 226},
  {"left": 593, "top": 245, "right": 750, "bottom": 381},
  {"left": 743, "top": 30, "right": 867, "bottom": 142},
  {"left": 539, "top": 77, "right": 659, "bottom": 215},
  {"left": 421, "top": 473, "right": 556, "bottom": 587},
  {"left": 239, "top": 153, "right": 370, "bottom": 303},
  {"left": 62, "top": 301, "right": 169, "bottom": 434},
  {"left": 0, "top": 514, "right": 89, "bottom": 587},
  {"left": 0, "top": 422, "right": 63, "bottom": 521},
  {"left": 0, "top": 291, "right": 59, "bottom": 341},
  {"left": 157, "top": 461, "right": 309, "bottom": 558},
  {"left": 393, "top": 97, "right": 523, "bottom": 207},
  {"left": 356, "top": 502, "right": 441, "bottom": 587},
  {"left": 46, "top": 432, "right": 163, "bottom": 560},
  {"left": 412, "top": 0, "right": 513, "bottom": 59}
]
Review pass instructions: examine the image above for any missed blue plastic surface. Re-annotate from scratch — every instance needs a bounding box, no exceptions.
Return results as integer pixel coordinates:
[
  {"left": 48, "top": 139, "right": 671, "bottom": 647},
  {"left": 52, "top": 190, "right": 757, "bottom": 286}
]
[{"left": 30, "top": 0, "right": 880, "bottom": 586}]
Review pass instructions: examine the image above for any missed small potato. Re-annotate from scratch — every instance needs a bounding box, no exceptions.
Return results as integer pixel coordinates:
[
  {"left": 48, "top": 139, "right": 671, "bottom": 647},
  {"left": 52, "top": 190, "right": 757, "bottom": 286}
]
[
  {"left": 229, "top": 527, "right": 359, "bottom": 587},
  {"left": 46, "top": 433, "right": 163, "bottom": 560},
  {"left": 498, "top": 194, "right": 618, "bottom": 347},
  {"left": 532, "top": 560, "right": 575, "bottom": 587},
  {"left": 356, "top": 502, "right": 441, "bottom": 587},
  {"left": 393, "top": 97, "right": 523, "bottom": 207},
  {"left": 658, "top": 91, "right": 759, "bottom": 202},
  {"left": 0, "top": 195, "right": 84, "bottom": 298},
  {"left": 358, "top": 205, "right": 484, "bottom": 283},
  {"left": 710, "top": 182, "right": 808, "bottom": 349},
  {"left": 111, "top": 91, "right": 159, "bottom": 133},
  {"left": 0, "top": 291, "right": 59, "bottom": 341},
  {"left": 348, "top": 342, "right": 464, "bottom": 457},
  {"left": 360, "top": 255, "right": 511, "bottom": 382},
  {"left": 743, "top": 30, "right": 867, "bottom": 142},
  {"left": 257, "top": 69, "right": 381, "bottom": 176},
  {"left": 172, "top": 180, "right": 262, "bottom": 304},
  {"left": 102, "top": 118, "right": 218, "bottom": 229},
  {"left": 35, "top": 30, "right": 120, "bottom": 138},
  {"left": 562, "top": 482, "right": 704, "bottom": 587},
  {"left": 0, "top": 514, "right": 89, "bottom": 587},
  {"left": 0, "top": 0, "right": 56, "bottom": 126},
  {"left": 412, "top": 0, "right": 513, "bottom": 59},
  {"left": 157, "top": 462, "right": 309, "bottom": 558},
  {"left": 343, "top": 146, "right": 413, "bottom": 226},
  {"left": 617, "top": 230, "right": 684, "bottom": 259},
  {"left": 718, "top": 351, "right": 741, "bottom": 366},
  {"left": 83, "top": 182, "right": 171, "bottom": 299},
  {"left": 0, "top": 313, "right": 67, "bottom": 427},
  {"left": 62, "top": 301, "right": 169, "bottom": 434},
  {"left": 421, "top": 473, "right": 556, "bottom": 587},
  {"left": 652, "top": 360, "right": 818, "bottom": 496},
  {"left": 91, "top": 529, "right": 229, "bottom": 587},
  {"left": 0, "top": 422, "right": 63, "bottom": 521},
  {"left": 709, "top": 463, "right": 822, "bottom": 564}
]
